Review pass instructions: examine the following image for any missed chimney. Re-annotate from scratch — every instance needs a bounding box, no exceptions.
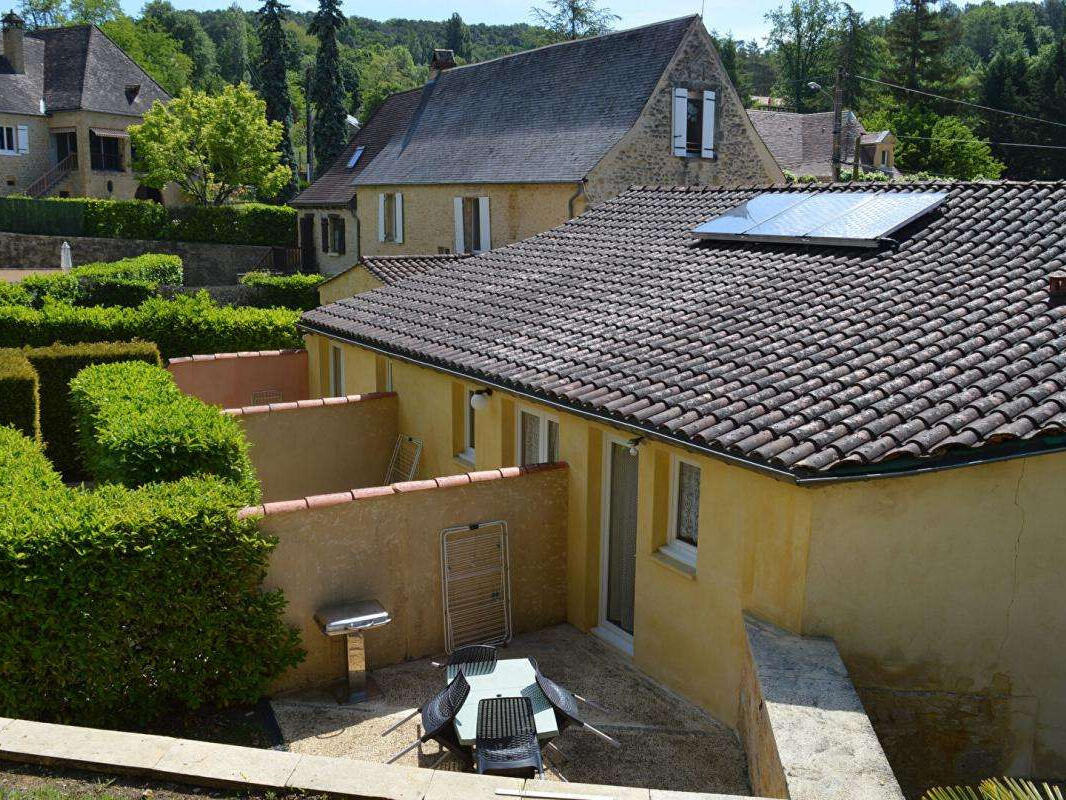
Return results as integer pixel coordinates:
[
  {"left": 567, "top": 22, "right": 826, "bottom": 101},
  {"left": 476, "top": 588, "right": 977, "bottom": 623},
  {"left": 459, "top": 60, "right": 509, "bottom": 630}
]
[
  {"left": 429, "top": 48, "right": 455, "bottom": 81},
  {"left": 2, "top": 11, "right": 24, "bottom": 75}
]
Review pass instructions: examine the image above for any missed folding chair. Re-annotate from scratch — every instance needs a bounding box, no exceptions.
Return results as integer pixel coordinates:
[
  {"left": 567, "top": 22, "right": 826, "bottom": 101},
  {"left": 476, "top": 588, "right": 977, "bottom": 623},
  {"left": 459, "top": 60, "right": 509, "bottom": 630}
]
[
  {"left": 384, "top": 672, "right": 473, "bottom": 768},
  {"left": 475, "top": 696, "right": 543, "bottom": 777}
]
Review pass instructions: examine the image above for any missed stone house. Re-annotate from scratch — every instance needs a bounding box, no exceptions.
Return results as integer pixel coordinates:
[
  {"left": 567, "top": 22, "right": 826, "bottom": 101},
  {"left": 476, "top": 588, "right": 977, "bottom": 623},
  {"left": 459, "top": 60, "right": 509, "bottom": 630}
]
[
  {"left": 290, "top": 15, "right": 782, "bottom": 276},
  {"left": 0, "top": 12, "right": 177, "bottom": 201},
  {"left": 747, "top": 109, "right": 898, "bottom": 180},
  {"left": 298, "top": 180, "right": 1066, "bottom": 797}
]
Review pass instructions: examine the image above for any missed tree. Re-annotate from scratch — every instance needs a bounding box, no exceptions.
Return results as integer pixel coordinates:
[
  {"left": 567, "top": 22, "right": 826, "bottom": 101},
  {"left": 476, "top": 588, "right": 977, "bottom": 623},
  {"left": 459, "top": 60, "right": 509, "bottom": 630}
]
[
  {"left": 18, "top": 0, "right": 65, "bottom": 28},
  {"left": 925, "top": 115, "right": 1004, "bottom": 177},
  {"left": 130, "top": 84, "right": 291, "bottom": 205},
  {"left": 102, "top": 15, "right": 193, "bottom": 94},
  {"left": 530, "top": 0, "right": 618, "bottom": 40},
  {"left": 886, "top": 0, "right": 960, "bottom": 91},
  {"left": 836, "top": 4, "right": 889, "bottom": 111},
  {"left": 711, "top": 32, "right": 752, "bottom": 106},
  {"left": 256, "top": 0, "right": 298, "bottom": 199},
  {"left": 444, "top": 12, "right": 471, "bottom": 60},
  {"left": 309, "top": 0, "right": 348, "bottom": 178},
  {"left": 143, "top": 1, "right": 219, "bottom": 89},
  {"left": 356, "top": 44, "right": 426, "bottom": 118},
  {"left": 67, "top": 0, "right": 118, "bottom": 25},
  {"left": 216, "top": 4, "right": 250, "bottom": 85},
  {"left": 766, "top": 0, "right": 841, "bottom": 112}
]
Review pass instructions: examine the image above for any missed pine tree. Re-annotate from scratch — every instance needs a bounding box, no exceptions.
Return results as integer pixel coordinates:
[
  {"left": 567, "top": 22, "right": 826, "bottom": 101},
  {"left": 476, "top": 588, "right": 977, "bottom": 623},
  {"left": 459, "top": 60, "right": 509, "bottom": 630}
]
[
  {"left": 309, "top": 0, "right": 348, "bottom": 179},
  {"left": 444, "top": 12, "right": 471, "bottom": 60},
  {"left": 886, "top": 0, "right": 959, "bottom": 91},
  {"left": 256, "top": 0, "right": 298, "bottom": 198}
]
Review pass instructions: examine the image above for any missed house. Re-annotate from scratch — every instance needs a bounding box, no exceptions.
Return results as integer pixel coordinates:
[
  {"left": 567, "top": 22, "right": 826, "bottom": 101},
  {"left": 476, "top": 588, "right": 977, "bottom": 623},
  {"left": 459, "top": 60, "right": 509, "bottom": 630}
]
[
  {"left": 317, "top": 253, "right": 471, "bottom": 305},
  {"left": 747, "top": 108, "right": 898, "bottom": 180},
  {"left": 0, "top": 11, "right": 175, "bottom": 201},
  {"left": 298, "top": 180, "right": 1066, "bottom": 795},
  {"left": 290, "top": 15, "right": 783, "bottom": 276}
]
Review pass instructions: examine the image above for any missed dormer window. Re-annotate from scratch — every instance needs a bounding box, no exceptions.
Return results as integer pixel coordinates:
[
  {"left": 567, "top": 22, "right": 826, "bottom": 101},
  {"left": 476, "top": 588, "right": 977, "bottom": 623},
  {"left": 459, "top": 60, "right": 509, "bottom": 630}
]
[
  {"left": 125, "top": 84, "right": 140, "bottom": 103},
  {"left": 672, "top": 87, "right": 717, "bottom": 159}
]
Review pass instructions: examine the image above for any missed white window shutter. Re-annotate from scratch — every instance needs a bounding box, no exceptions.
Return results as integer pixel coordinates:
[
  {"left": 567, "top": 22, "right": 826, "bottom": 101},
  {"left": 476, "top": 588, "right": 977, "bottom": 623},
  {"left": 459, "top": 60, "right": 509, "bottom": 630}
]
[
  {"left": 16, "top": 125, "right": 28, "bottom": 154},
  {"left": 377, "top": 194, "right": 386, "bottom": 242},
  {"left": 672, "top": 87, "right": 688, "bottom": 156},
  {"left": 394, "top": 193, "right": 404, "bottom": 244},
  {"left": 701, "top": 90, "right": 716, "bottom": 158},
  {"left": 453, "top": 197, "right": 464, "bottom": 253},
  {"left": 477, "top": 197, "right": 491, "bottom": 252}
]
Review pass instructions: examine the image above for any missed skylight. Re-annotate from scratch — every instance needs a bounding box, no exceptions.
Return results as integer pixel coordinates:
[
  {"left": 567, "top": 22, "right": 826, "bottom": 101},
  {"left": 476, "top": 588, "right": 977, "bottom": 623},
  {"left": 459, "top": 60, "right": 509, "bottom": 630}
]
[
  {"left": 692, "top": 191, "right": 948, "bottom": 248},
  {"left": 346, "top": 146, "right": 365, "bottom": 169}
]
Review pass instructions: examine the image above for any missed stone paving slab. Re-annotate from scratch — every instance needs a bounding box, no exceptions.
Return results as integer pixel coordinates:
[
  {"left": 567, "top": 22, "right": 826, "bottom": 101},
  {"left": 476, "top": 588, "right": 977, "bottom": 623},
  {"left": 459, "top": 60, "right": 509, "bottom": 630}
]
[
  {"left": 154, "top": 739, "right": 302, "bottom": 789},
  {"left": 522, "top": 778, "right": 651, "bottom": 798},
  {"left": 0, "top": 719, "right": 174, "bottom": 773},
  {"left": 286, "top": 753, "right": 431, "bottom": 800},
  {"left": 424, "top": 769, "right": 524, "bottom": 799}
]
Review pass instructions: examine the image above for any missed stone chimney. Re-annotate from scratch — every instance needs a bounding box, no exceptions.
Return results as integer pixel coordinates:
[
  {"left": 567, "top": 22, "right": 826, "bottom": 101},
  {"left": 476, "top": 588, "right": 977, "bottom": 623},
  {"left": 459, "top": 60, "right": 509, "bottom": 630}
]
[
  {"left": 429, "top": 48, "right": 455, "bottom": 81},
  {"left": 2, "top": 11, "right": 24, "bottom": 75}
]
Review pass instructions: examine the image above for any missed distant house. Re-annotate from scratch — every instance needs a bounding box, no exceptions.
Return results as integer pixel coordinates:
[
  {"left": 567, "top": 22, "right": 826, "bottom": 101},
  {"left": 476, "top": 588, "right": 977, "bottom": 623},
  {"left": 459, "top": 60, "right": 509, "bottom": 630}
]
[
  {"left": 0, "top": 11, "right": 175, "bottom": 201},
  {"left": 747, "top": 109, "right": 897, "bottom": 180},
  {"left": 291, "top": 15, "right": 783, "bottom": 276}
]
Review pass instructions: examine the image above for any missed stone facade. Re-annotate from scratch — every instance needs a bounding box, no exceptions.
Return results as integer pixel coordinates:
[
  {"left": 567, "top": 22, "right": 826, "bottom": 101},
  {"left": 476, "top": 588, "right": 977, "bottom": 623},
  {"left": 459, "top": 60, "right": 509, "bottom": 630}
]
[
  {"left": 0, "top": 231, "right": 273, "bottom": 285},
  {"left": 585, "top": 24, "right": 782, "bottom": 201},
  {"left": 295, "top": 205, "right": 360, "bottom": 276}
]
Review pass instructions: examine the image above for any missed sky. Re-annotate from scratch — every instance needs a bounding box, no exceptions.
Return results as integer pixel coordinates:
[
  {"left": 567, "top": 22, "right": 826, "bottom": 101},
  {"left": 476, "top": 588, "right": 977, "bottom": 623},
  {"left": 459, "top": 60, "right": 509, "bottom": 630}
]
[{"left": 118, "top": 0, "right": 1002, "bottom": 43}]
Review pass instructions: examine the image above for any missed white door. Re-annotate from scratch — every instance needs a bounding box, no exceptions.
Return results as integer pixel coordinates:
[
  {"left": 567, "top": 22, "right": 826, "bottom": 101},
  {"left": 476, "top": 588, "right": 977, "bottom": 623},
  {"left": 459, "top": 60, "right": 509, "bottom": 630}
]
[{"left": 599, "top": 439, "right": 638, "bottom": 648}]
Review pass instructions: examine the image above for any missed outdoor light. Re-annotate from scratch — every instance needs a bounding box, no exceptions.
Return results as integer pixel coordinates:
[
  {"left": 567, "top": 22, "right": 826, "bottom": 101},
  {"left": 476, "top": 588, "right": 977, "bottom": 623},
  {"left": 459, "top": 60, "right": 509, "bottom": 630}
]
[
  {"left": 469, "top": 389, "right": 492, "bottom": 411},
  {"left": 806, "top": 81, "right": 822, "bottom": 91},
  {"left": 627, "top": 436, "right": 644, "bottom": 456}
]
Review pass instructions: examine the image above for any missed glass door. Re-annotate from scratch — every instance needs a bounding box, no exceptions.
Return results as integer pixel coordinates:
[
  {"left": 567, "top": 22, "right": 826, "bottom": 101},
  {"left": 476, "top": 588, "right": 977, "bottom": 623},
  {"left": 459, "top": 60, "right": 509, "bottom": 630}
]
[{"left": 602, "top": 440, "right": 638, "bottom": 638}]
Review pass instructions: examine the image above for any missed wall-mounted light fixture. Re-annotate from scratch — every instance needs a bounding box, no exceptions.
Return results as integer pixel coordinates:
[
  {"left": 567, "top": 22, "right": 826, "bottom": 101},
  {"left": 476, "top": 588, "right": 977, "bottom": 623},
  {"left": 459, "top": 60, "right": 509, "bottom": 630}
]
[
  {"left": 469, "top": 388, "right": 493, "bottom": 411},
  {"left": 627, "top": 436, "right": 644, "bottom": 456}
]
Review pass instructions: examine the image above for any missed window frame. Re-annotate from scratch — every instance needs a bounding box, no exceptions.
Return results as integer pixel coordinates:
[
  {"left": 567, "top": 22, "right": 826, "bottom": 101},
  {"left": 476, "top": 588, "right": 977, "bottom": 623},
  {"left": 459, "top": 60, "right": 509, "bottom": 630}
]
[
  {"left": 458, "top": 388, "right": 476, "bottom": 464},
  {"left": 327, "top": 214, "right": 346, "bottom": 255},
  {"left": 328, "top": 343, "right": 345, "bottom": 397},
  {"left": 661, "top": 455, "right": 701, "bottom": 568},
  {"left": 0, "top": 126, "right": 17, "bottom": 155},
  {"left": 515, "top": 404, "right": 560, "bottom": 466},
  {"left": 880, "top": 149, "right": 888, "bottom": 166},
  {"left": 672, "top": 87, "right": 716, "bottom": 160},
  {"left": 383, "top": 193, "right": 396, "bottom": 242}
]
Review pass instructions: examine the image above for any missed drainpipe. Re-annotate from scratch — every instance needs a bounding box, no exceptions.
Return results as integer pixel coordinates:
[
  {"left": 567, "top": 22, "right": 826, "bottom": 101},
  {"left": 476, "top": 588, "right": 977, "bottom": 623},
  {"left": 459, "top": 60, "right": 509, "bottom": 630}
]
[{"left": 568, "top": 179, "right": 587, "bottom": 219}]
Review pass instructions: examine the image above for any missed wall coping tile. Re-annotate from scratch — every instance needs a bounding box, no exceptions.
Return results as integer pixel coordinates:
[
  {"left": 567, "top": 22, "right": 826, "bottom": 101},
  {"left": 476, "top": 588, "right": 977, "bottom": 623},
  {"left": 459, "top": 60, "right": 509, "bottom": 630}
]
[
  {"left": 223, "top": 392, "right": 396, "bottom": 418},
  {"left": 168, "top": 349, "right": 306, "bottom": 366}
]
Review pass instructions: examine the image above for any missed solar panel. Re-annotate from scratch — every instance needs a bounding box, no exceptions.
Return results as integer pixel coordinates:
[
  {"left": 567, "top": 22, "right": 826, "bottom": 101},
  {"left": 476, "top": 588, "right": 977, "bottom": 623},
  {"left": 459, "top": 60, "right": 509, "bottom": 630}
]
[{"left": 692, "top": 191, "right": 948, "bottom": 248}]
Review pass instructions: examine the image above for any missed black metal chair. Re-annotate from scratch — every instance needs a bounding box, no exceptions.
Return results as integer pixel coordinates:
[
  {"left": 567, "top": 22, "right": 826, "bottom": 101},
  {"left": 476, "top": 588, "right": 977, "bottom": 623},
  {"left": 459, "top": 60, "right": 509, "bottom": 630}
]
[
  {"left": 435, "top": 644, "right": 498, "bottom": 679},
  {"left": 535, "top": 671, "right": 621, "bottom": 748},
  {"left": 385, "top": 672, "right": 473, "bottom": 767},
  {"left": 475, "top": 696, "right": 544, "bottom": 777}
]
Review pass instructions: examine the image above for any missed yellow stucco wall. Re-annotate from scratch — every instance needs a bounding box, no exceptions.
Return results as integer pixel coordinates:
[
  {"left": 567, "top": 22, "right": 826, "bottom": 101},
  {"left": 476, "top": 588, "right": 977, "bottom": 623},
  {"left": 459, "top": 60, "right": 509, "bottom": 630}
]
[
  {"left": 317, "top": 265, "right": 383, "bottom": 305},
  {"left": 354, "top": 183, "right": 585, "bottom": 258}
]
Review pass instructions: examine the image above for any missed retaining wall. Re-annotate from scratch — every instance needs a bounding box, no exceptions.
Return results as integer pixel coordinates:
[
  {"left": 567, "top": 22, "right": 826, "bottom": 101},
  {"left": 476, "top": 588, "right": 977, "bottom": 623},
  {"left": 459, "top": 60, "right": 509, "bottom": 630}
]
[{"left": 169, "top": 349, "right": 308, "bottom": 410}]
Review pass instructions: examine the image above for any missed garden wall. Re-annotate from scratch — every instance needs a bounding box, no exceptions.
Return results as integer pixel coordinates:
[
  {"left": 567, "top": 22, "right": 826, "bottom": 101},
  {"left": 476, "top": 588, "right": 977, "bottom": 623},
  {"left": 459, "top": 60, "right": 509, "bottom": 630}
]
[
  {"left": 225, "top": 392, "right": 397, "bottom": 504},
  {"left": 0, "top": 232, "right": 271, "bottom": 285},
  {"left": 169, "top": 349, "right": 309, "bottom": 410},
  {"left": 250, "top": 463, "right": 569, "bottom": 693}
]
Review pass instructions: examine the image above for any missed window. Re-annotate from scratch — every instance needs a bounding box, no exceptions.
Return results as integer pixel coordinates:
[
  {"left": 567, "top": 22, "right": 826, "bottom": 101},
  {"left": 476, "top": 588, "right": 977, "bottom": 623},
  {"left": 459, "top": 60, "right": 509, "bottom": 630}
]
[
  {"left": 0, "top": 126, "right": 24, "bottom": 155},
  {"left": 517, "top": 408, "right": 559, "bottom": 465},
  {"left": 326, "top": 214, "right": 346, "bottom": 254},
  {"left": 880, "top": 149, "right": 888, "bottom": 166},
  {"left": 453, "top": 196, "right": 491, "bottom": 253},
  {"left": 329, "top": 344, "right": 344, "bottom": 397},
  {"left": 346, "top": 145, "right": 365, "bottom": 169},
  {"left": 378, "top": 192, "right": 403, "bottom": 243},
  {"left": 672, "top": 88, "right": 716, "bottom": 159},
  {"left": 89, "top": 131, "right": 123, "bottom": 171},
  {"left": 55, "top": 131, "right": 76, "bottom": 162},
  {"left": 662, "top": 457, "right": 700, "bottom": 567},
  {"left": 459, "top": 389, "right": 476, "bottom": 463}
]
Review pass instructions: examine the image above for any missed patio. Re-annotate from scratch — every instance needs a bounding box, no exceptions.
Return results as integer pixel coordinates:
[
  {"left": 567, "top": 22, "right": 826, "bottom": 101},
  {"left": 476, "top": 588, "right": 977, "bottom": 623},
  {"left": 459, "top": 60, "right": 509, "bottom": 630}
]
[{"left": 271, "top": 624, "right": 751, "bottom": 795}]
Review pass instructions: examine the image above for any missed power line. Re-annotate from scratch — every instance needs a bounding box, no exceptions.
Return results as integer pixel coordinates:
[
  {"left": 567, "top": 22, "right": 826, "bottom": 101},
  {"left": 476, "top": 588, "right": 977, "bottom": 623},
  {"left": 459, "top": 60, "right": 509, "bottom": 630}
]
[
  {"left": 894, "top": 133, "right": 1066, "bottom": 150},
  {"left": 853, "top": 73, "right": 1066, "bottom": 130}
]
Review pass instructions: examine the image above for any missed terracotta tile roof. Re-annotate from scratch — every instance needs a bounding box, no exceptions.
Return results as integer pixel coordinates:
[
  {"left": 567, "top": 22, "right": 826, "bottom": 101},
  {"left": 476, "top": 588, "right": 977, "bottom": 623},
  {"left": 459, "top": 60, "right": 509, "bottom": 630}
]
[
  {"left": 360, "top": 253, "right": 472, "bottom": 285},
  {"left": 301, "top": 181, "right": 1066, "bottom": 478},
  {"left": 0, "top": 24, "right": 168, "bottom": 116}
]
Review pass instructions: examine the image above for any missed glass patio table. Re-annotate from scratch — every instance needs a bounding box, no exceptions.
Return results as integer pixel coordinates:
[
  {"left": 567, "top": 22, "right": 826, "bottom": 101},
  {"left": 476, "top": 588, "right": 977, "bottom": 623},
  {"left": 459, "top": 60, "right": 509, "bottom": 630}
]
[{"left": 449, "top": 657, "right": 559, "bottom": 746}]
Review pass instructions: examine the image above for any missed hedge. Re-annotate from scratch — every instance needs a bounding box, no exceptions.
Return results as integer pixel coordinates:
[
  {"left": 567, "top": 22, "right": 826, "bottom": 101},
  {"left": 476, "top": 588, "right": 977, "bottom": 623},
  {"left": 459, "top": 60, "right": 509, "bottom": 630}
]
[
  {"left": 23, "top": 341, "right": 161, "bottom": 478},
  {"left": 0, "top": 293, "right": 302, "bottom": 359},
  {"left": 0, "top": 350, "right": 39, "bottom": 439},
  {"left": 0, "top": 196, "right": 297, "bottom": 247},
  {"left": 0, "top": 426, "right": 303, "bottom": 727},
  {"left": 239, "top": 271, "right": 325, "bottom": 311},
  {"left": 0, "top": 281, "right": 32, "bottom": 307},
  {"left": 70, "top": 361, "right": 256, "bottom": 496},
  {"left": 20, "top": 254, "right": 184, "bottom": 308}
]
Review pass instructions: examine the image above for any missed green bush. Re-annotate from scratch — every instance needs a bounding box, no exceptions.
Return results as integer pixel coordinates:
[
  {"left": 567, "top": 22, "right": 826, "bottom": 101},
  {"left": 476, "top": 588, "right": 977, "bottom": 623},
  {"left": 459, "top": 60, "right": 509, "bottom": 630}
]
[
  {"left": 0, "top": 426, "right": 303, "bottom": 727},
  {"left": 24, "top": 341, "right": 161, "bottom": 478},
  {"left": 0, "top": 196, "right": 297, "bottom": 247},
  {"left": 240, "top": 271, "right": 325, "bottom": 310},
  {"left": 70, "top": 361, "right": 256, "bottom": 496},
  {"left": 0, "top": 350, "right": 39, "bottom": 439},
  {"left": 0, "top": 293, "right": 301, "bottom": 359},
  {"left": 73, "top": 254, "right": 184, "bottom": 307},
  {"left": 21, "top": 271, "right": 79, "bottom": 306},
  {"left": 0, "top": 281, "right": 32, "bottom": 307}
]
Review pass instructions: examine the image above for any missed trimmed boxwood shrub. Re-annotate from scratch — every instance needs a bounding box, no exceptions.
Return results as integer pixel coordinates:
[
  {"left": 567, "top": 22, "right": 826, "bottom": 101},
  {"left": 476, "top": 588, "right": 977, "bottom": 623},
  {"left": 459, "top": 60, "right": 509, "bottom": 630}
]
[
  {"left": 0, "top": 350, "right": 39, "bottom": 439},
  {"left": 19, "top": 254, "right": 184, "bottom": 308},
  {"left": 0, "top": 426, "right": 303, "bottom": 727},
  {"left": 239, "top": 271, "right": 325, "bottom": 311},
  {"left": 167, "top": 203, "right": 297, "bottom": 247},
  {"left": 80, "top": 198, "right": 168, "bottom": 240},
  {"left": 70, "top": 361, "right": 256, "bottom": 496},
  {"left": 0, "top": 293, "right": 301, "bottom": 359},
  {"left": 0, "top": 281, "right": 32, "bottom": 307},
  {"left": 23, "top": 341, "right": 161, "bottom": 478}
]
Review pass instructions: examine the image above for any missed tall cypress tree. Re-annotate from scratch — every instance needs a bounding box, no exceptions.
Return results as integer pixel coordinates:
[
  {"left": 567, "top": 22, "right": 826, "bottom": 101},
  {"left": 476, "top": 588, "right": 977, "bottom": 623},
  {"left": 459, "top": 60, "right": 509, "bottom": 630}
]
[
  {"left": 256, "top": 0, "right": 298, "bottom": 198},
  {"left": 309, "top": 0, "right": 348, "bottom": 179}
]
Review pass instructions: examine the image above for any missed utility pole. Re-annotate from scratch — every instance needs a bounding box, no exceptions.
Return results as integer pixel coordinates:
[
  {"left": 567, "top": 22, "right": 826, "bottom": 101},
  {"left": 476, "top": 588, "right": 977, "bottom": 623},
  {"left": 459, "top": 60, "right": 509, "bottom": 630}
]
[
  {"left": 852, "top": 135, "right": 861, "bottom": 181},
  {"left": 305, "top": 65, "right": 314, "bottom": 182},
  {"left": 831, "top": 65, "right": 844, "bottom": 182}
]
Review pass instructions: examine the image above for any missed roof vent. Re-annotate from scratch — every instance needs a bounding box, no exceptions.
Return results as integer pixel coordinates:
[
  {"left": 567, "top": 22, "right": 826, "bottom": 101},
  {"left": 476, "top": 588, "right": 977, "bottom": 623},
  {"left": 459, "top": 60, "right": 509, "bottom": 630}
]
[
  {"left": 1050, "top": 274, "right": 1066, "bottom": 306},
  {"left": 125, "top": 84, "right": 140, "bottom": 103}
]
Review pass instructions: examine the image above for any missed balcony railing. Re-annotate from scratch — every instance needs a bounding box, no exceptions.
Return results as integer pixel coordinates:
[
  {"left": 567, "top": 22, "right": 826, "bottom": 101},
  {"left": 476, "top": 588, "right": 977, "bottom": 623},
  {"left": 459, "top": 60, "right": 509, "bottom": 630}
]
[{"left": 25, "top": 152, "right": 78, "bottom": 198}]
